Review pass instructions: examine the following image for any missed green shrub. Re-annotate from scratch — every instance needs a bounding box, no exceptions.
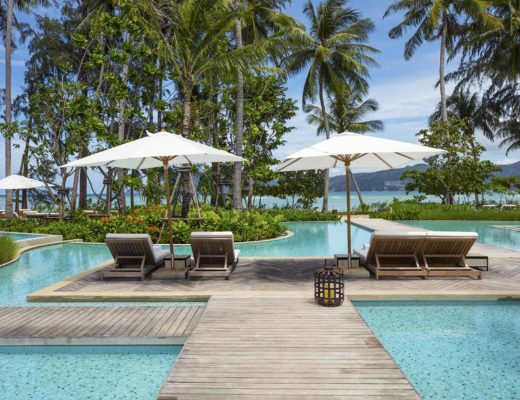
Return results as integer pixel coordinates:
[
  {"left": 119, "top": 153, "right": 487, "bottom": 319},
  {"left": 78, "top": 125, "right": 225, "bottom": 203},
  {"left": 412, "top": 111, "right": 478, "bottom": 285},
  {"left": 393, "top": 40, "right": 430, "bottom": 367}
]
[
  {"left": 0, "top": 237, "right": 18, "bottom": 264},
  {"left": 0, "top": 206, "right": 287, "bottom": 243},
  {"left": 370, "top": 199, "right": 520, "bottom": 221}
]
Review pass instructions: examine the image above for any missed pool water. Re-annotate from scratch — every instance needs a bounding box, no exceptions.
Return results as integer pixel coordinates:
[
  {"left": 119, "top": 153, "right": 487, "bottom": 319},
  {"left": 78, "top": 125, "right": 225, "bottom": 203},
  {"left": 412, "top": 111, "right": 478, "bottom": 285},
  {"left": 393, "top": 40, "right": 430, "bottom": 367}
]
[
  {"left": 0, "top": 232, "right": 46, "bottom": 241},
  {"left": 175, "top": 221, "right": 372, "bottom": 257},
  {"left": 354, "top": 301, "right": 520, "bottom": 400},
  {"left": 402, "top": 220, "right": 520, "bottom": 251},
  {"left": 0, "top": 345, "right": 180, "bottom": 399},
  {"left": 0, "top": 243, "right": 111, "bottom": 306}
]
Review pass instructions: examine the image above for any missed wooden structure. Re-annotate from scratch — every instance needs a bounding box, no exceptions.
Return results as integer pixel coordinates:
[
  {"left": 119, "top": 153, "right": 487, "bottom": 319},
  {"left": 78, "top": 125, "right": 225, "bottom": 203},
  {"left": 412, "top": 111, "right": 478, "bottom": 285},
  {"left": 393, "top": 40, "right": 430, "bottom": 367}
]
[
  {"left": 0, "top": 306, "right": 203, "bottom": 344},
  {"left": 421, "top": 231, "right": 481, "bottom": 279},
  {"left": 188, "top": 232, "right": 240, "bottom": 280},
  {"left": 157, "top": 166, "right": 202, "bottom": 244},
  {"left": 103, "top": 234, "right": 169, "bottom": 280},
  {"left": 158, "top": 296, "right": 420, "bottom": 399},
  {"left": 355, "top": 231, "right": 428, "bottom": 280}
]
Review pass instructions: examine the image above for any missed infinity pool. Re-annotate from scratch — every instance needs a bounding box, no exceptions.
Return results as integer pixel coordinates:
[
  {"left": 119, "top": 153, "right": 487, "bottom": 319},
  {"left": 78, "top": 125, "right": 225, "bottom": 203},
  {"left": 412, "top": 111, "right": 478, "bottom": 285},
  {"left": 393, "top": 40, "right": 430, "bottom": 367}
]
[
  {"left": 0, "top": 345, "right": 180, "bottom": 399},
  {"left": 176, "top": 221, "right": 372, "bottom": 257},
  {"left": 402, "top": 220, "right": 520, "bottom": 251},
  {"left": 0, "top": 231, "right": 46, "bottom": 241},
  {"left": 355, "top": 301, "right": 520, "bottom": 400}
]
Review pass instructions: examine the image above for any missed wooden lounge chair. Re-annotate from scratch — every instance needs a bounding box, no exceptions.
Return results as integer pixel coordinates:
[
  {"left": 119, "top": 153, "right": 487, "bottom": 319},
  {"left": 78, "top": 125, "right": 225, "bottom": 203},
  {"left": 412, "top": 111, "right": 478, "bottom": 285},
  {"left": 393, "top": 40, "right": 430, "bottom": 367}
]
[
  {"left": 354, "top": 231, "right": 428, "bottom": 280},
  {"left": 188, "top": 232, "right": 240, "bottom": 280},
  {"left": 103, "top": 233, "right": 169, "bottom": 280},
  {"left": 421, "top": 231, "right": 481, "bottom": 279}
]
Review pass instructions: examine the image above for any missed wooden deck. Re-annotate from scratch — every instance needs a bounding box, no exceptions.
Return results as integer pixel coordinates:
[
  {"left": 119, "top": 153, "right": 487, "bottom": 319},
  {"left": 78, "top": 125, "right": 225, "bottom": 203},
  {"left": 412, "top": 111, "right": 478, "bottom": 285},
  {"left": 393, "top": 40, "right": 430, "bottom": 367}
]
[
  {"left": 0, "top": 306, "right": 204, "bottom": 345},
  {"left": 158, "top": 296, "right": 420, "bottom": 400}
]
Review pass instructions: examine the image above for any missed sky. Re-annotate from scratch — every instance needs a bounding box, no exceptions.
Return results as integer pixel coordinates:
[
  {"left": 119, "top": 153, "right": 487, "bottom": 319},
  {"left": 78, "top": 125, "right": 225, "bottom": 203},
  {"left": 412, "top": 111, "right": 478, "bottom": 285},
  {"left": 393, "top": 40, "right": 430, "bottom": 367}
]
[{"left": 0, "top": 0, "right": 518, "bottom": 184}]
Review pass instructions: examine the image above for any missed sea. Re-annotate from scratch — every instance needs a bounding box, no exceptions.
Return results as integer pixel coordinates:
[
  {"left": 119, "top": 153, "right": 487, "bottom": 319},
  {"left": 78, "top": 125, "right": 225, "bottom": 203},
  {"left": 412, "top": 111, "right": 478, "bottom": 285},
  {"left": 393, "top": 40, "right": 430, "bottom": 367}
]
[{"left": 1, "top": 191, "right": 516, "bottom": 212}]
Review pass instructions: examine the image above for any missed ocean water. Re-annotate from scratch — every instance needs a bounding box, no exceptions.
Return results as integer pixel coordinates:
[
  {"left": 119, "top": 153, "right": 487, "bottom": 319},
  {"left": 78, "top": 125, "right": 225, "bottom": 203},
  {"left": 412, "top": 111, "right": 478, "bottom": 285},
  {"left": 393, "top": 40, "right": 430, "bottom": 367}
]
[
  {"left": 355, "top": 301, "right": 520, "bottom": 400},
  {"left": 1, "top": 191, "right": 516, "bottom": 211}
]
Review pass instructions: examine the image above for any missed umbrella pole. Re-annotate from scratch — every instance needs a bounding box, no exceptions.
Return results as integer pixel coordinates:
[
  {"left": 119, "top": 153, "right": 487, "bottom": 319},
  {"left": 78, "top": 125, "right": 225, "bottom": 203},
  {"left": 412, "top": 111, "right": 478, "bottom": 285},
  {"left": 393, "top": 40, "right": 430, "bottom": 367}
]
[
  {"left": 162, "top": 159, "right": 175, "bottom": 258},
  {"left": 345, "top": 164, "right": 351, "bottom": 268}
]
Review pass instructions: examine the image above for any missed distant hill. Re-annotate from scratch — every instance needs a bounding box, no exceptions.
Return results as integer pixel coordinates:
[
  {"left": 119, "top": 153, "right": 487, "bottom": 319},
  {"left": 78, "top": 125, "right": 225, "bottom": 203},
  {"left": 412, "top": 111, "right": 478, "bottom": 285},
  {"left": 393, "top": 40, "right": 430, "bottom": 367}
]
[{"left": 329, "top": 161, "right": 520, "bottom": 191}]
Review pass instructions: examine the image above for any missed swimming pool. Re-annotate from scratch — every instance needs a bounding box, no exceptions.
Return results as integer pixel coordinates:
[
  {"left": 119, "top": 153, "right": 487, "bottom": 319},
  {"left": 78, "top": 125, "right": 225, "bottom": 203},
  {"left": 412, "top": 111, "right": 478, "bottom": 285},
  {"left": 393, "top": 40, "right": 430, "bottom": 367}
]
[
  {"left": 402, "top": 220, "right": 520, "bottom": 251},
  {"left": 176, "top": 221, "right": 372, "bottom": 257},
  {"left": 354, "top": 301, "right": 520, "bottom": 400},
  {"left": 0, "top": 231, "right": 46, "bottom": 241},
  {"left": 0, "top": 345, "right": 180, "bottom": 399}
]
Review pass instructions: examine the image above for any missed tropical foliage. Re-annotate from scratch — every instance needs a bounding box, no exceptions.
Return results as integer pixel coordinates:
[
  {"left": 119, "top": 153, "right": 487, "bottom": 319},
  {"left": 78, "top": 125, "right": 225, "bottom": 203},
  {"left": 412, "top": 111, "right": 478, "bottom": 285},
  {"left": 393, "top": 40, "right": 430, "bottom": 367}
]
[
  {"left": 402, "top": 117, "right": 500, "bottom": 204},
  {"left": 0, "top": 237, "right": 17, "bottom": 264}
]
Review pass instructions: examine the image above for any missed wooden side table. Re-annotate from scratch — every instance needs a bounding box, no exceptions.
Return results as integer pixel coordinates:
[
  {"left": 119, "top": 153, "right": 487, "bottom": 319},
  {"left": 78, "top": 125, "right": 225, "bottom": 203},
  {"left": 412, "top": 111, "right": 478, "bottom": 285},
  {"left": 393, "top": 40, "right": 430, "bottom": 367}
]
[{"left": 164, "top": 254, "right": 192, "bottom": 278}]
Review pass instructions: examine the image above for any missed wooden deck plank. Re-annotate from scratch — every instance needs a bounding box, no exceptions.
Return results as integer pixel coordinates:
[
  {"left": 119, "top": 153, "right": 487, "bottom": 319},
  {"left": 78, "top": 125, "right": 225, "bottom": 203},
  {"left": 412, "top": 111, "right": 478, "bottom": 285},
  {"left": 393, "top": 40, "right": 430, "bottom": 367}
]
[
  {"left": 0, "top": 306, "right": 204, "bottom": 340},
  {"left": 158, "top": 296, "right": 420, "bottom": 400}
]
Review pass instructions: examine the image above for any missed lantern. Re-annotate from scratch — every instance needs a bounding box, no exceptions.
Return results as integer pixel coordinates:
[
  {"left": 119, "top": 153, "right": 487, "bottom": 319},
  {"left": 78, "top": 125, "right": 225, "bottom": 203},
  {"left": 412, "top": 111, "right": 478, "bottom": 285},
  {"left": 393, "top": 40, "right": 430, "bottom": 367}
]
[{"left": 314, "top": 267, "right": 344, "bottom": 307}]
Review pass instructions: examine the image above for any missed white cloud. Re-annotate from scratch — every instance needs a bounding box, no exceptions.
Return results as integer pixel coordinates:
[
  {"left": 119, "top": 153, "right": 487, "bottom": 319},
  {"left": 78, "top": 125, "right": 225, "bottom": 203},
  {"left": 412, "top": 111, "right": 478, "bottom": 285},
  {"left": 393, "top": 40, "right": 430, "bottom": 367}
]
[
  {"left": 496, "top": 158, "right": 519, "bottom": 165},
  {"left": 369, "top": 75, "right": 455, "bottom": 120}
]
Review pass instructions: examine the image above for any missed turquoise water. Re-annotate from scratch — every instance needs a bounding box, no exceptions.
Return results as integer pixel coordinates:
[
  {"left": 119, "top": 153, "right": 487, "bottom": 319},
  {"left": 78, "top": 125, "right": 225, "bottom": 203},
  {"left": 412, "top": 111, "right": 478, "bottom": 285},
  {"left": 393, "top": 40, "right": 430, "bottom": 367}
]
[
  {"left": 402, "top": 220, "right": 520, "bottom": 251},
  {"left": 0, "top": 243, "right": 111, "bottom": 306},
  {"left": 0, "top": 242, "right": 205, "bottom": 306},
  {"left": 354, "top": 301, "right": 520, "bottom": 400},
  {"left": 0, "top": 345, "right": 180, "bottom": 399},
  {"left": 174, "top": 221, "right": 372, "bottom": 257},
  {"left": 0, "top": 232, "right": 45, "bottom": 241}
]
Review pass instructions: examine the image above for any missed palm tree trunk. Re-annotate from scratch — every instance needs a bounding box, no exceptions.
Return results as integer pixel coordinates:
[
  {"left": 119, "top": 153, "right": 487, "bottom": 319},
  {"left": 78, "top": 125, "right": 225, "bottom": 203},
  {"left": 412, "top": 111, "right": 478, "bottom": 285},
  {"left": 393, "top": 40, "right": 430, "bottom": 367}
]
[
  {"left": 247, "top": 177, "right": 254, "bottom": 209},
  {"left": 318, "top": 76, "right": 330, "bottom": 213},
  {"left": 4, "top": 0, "right": 14, "bottom": 219},
  {"left": 70, "top": 169, "right": 80, "bottom": 211},
  {"left": 117, "top": 32, "right": 129, "bottom": 212},
  {"left": 181, "top": 81, "right": 193, "bottom": 138},
  {"left": 350, "top": 170, "right": 364, "bottom": 207},
  {"left": 439, "top": 13, "right": 448, "bottom": 122},
  {"left": 232, "top": 18, "right": 244, "bottom": 211}
]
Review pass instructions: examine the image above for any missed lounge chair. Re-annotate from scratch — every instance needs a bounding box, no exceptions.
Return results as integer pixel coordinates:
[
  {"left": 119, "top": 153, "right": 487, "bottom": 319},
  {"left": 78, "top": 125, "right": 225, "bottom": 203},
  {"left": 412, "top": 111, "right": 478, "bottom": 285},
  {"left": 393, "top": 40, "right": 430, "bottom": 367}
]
[
  {"left": 421, "top": 231, "right": 481, "bottom": 279},
  {"left": 354, "top": 231, "right": 428, "bottom": 280},
  {"left": 188, "top": 232, "right": 240, "bottom": 280},
  {"left": 103, "top": 233, "right": 169, "bottom": 280}
]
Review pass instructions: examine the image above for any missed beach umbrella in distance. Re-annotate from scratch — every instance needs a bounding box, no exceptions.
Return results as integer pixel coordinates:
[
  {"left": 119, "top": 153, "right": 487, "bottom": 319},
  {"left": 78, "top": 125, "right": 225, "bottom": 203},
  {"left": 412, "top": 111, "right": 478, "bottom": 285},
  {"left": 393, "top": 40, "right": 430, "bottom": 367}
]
[
  {"left": 62, "top": 130, "right": 243, "bottom": 257},
  {"left": 0, "top": 175, "right": 54, "bottom": 190},
  {"left": 277, "top": 131, "right": 446, "bottom": 266}
]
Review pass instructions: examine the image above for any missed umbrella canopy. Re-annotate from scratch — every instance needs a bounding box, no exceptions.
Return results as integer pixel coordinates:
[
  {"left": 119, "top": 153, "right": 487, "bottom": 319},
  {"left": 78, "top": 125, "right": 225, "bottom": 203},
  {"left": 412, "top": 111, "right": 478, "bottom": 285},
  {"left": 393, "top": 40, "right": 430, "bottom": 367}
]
[
  {"left": 277, "top": 131, "right": 446, "bottom": 266},
  {"left": 62, "top": 130, "right": 242, "bottom": 169},
  {"left": 277, "top": 132, "right": 444, "bottom": 171},
  {"left": 62, "top": 130, "right": 243, "bottom": 257},
  {"left": 0, "top": 175, "right": 53, "bottom": 190}
]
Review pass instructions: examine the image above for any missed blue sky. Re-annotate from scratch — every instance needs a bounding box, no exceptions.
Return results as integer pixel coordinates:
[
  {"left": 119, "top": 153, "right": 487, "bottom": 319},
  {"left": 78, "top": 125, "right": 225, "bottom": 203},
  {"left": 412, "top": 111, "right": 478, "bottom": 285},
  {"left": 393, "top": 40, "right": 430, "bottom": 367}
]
[{"left": 0, "top": 0, "right": 517, "bottom": 182}]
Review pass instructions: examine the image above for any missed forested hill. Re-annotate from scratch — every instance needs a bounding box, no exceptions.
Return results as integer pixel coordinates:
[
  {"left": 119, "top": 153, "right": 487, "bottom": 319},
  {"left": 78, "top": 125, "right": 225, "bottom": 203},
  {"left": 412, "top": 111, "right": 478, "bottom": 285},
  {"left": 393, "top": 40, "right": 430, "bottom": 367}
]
[{"left": 329, "top": 161, "right": 520, "bottom": 191}]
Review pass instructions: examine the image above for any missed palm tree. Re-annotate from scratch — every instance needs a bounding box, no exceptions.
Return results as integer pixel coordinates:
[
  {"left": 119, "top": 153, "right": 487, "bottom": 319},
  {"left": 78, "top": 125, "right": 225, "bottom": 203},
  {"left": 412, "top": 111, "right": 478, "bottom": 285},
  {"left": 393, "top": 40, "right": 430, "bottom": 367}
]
[
  {"left": 142, "top": 0, "right": 274, "bottom": 138},
  {"left": 4, "top": 0, "right": 15, "bottom": 219},
  {"left": 2, "top": 0, "right": 51, "bottom": 218},
  {"left": 231, "top": 0, "right": 296, "bottom": 210},
  {"left": 305, "top": 89, "right": 383, "bottom": 205},
  {"left": 429, "top": 90, "right": 499, "bottom": 204},
  {"left": 284, "top": 0, "right": 378, "bottom": 212},
  {"left": 385, "top": 0, "right": 496, "bottom": 122},
  {"left": 304, "top": 90, "right": 383, "bottom": 135}
]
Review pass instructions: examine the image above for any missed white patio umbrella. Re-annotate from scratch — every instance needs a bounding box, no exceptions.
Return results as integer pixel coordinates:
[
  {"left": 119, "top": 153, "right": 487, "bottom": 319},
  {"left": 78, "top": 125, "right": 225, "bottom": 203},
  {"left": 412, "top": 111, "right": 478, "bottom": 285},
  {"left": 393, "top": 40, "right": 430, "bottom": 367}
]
[
  {"left": 0, "top": 175, "right": 54, "bottom": 190},
  {"left": 62, "top": 130, "right": 243, "bottom": 256},
  {"left": 277, "top": 131, "right": 446, "bottom": 266}
]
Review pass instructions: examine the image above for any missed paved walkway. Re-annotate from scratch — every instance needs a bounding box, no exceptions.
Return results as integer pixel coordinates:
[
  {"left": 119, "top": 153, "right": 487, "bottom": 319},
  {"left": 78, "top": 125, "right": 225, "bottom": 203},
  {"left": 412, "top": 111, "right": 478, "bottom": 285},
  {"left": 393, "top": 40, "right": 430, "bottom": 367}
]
[{"left": 158, "top": 296, "right": 420, "bottom": 400}]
